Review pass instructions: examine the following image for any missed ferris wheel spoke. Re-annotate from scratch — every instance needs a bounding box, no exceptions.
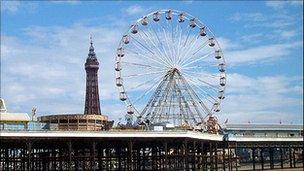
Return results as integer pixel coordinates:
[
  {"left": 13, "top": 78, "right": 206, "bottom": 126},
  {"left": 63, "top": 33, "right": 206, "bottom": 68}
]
[
  {"left": 182, "top": 65, "right": 208, "bottom": 72},
  {"left": 182, "top": 50, "right": 214, "bottom": 67},
  {"left": 176, "top": 27, "right": 191, "bottom": 64},
  {"left": 183, "top": 27, "right": 192, "bottom": 47},
  {"left": 125, "top": 48, "right": 170, "bottom": 68},
  {"left": 145, "top": 29, "right": 173, "bottom": 66},
  {"left": 123, "top": 69, "right": 168, "bottom": 78},
  {"left": 152, "top": 23, "right": 173, "bottom": 64},
  {"left": 183, "top": 72, "right": 218, "bottom": 97},
  {"left": 168, "top": 20, "right": 179, "bottom": 64},
  {"left": 159, "top": 24, "right": 174, "bottom": 62},
  {"left": 182, "top": 62, "right": 218, "bottom": 70},
  {"left": 178, "top": 35, "right": 200, "bottom": 65},
  {"left": 197, "top": 78, "right": 219, "bottom": 91},
  {"left": 133, "top": 76, "right": 165, "bottom": 105},
  {"left": 139, "top": 29, "right": 173, "bottom": 67},
  {"left": 121, "top": 61, "right": 163, "bottom": 70},
  {"left": 161, "top": 26, "right": 175, "bottom": 65},
  {"left": 129, "top": 36, "right": 169, "bottom": 68},
  {"left": 150, "top": 26, "right": 174, "bottom": 66},
  {"left": 182, "top": 72, "right": 218, "bottom": 104},
  {"left": 137, "top": 30, "right": 173, "bottom": 67},
  {"left": 129, "top": 74, "right": 164, "bottom": 91},
  {"left": 166, "top": 20, "right": 177, "bottom": 64},
  {"left": 180, "top": 39, "right": 209, "bottom": 66},
  {"left": 192, "top": 39, "right": 209, "bottom": 56},
  {"left": 172, "top": 23, "right": 180, "bottom": 63},
  {"left": 183, "top": 69, "right": 219, "bottom": 79},
  {"left": 176, "top": 24, "right": 184, "bottom": 65},
  {"left": 129, "top": 35, "right": 157, "bottom": 56}
]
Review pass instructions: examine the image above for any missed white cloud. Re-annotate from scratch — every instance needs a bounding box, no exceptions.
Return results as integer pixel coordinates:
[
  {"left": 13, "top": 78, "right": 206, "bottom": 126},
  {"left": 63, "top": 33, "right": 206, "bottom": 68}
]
[
  {"left": 125, "top": 5, "right": 145, "bottom": 15},
  {"left": 280, "top": 30, "right": 297, "bottom": 39},
  {"left": 182, "top": 0, "right": 193, "bottom": 4},
  {"left": 228, "top": 7, "right": 301, "bottom": 44},
  {"left": 219, "top": 73, "right": 303, "bottom": 124},
  {"left": 266, "top": 1, "right": 303, "bottom": 10},
  {"left": 229, "top": 12, "right": 266, "bottom": 22},
  {"left": 1, "top": 23, "right": 125, "bottom": 118},
  {"left": 216, "top": 37, "right": 241, "bottom": 51},
  {"left": 1, "top": 1, "right": 21, "bottom": 13},
  {"left": 230, "top": 11, "right": 295, "bottom": 29},
  {"left": 51, "top": 1, "right": 81, "bottom": 5},
  {"left": 1, "top": 1, "right": 37, "bottom": 14},
  {"left": 226, "top": 42, "right": 301, "bottom": 65}
]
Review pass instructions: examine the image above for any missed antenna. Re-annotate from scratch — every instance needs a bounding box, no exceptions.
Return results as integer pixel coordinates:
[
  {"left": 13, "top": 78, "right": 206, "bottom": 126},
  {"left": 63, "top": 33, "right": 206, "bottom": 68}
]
[{"left": 90, "top": 34, "right": 93, "bottom": 45}]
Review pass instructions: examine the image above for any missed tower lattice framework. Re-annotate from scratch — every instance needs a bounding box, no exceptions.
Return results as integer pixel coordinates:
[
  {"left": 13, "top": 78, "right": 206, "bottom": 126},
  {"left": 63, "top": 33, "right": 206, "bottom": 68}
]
[{"left": 84, "top": 39, "right": 101, "bottom": 115}]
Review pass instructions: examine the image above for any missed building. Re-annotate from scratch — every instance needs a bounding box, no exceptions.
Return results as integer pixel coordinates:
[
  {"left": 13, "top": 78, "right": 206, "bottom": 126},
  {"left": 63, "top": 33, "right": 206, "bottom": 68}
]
[
  {"left": 223, "top": 123, "right": 303, "bottom": 138},
  {"left": 0, "top": 98, "right": 30, "bottom": 130},
  {"left": 0, "top": 98, "right": 48, "bottom": 131}
]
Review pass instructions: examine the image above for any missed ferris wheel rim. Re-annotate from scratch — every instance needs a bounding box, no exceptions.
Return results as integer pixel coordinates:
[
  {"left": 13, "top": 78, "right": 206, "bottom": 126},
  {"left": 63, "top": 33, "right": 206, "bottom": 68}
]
[
  {"left": 115, "top": 9, "right": 227, "bottom": 124},
  {"left": 119, "top": 9, "right": 225, "bottom": 63}
]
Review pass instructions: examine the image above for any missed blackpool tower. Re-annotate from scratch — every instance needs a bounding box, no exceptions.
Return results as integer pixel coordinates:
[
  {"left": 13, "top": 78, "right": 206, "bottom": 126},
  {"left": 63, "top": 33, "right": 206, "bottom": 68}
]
[{"left": 84, "top": 38, "right": 101, "bottom": 115}]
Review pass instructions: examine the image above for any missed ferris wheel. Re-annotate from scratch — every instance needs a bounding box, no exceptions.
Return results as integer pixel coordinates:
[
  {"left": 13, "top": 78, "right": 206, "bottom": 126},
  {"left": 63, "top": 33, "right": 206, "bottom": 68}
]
[{"left": 115, "top": 9, "right": 226, "bottom": 128}]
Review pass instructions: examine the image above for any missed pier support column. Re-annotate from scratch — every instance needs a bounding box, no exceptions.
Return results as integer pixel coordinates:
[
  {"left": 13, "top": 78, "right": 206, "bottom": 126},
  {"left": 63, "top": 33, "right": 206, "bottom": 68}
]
[
  {"left": 201, "top": 142, "right": 205, "bottom": 170},
  {"left": 91, "top": 141, "right": 96, "bottom": 171},
  {"left": 164, "top": 141, "right": 168, "bottom": 171},
  {"left": 223, "top": 144, "right": 226, "bottom": 171},
  {"left": 235, "top": 144, "right": 238, "bottom": 171},
  {"left": 27, "top": 141, "right": 32, "bottom": 171},
  {"left": 185, "top": 140, "right": 189, "bottom": 171},
  {"left": 193, "top": 141, "right": 196, "bottom": 170},
  {"left": 280, "top": 146, "right": 283, "bottom": 169},
  {"left": 128, "top": 140, "right": 133, "bottom": 171},
  {"left": 293, "top": 147, "right": 296, "bottom": 168},
  {"left": 270, "top": 147, "right": 274, "bottom": 169},
  {"left": 260, "top": 148, "right": 264, "bottom": 170},
  {"left": 302, "top": 146, "right": 304, "bottom": 167},
  {"left": 228, "top": 145, "right": 231, "bottom": 171},
  {"left": 209, "top": 142, "right": 213, "bottom": 171},
  {"left": 152, "top": 146, "right": 156, "bottom": 170},
  {"left": 289, "top": 145, "right": 292, "bottom": 168},
  {"left": 252, "top": 148, "right": 256, "bottom": 170},
  {"left": 215, "top": 142, "right": 218, "bottom": 171},
  {"left": 68, "top": 141, "right": 73, "bottom": 171}
]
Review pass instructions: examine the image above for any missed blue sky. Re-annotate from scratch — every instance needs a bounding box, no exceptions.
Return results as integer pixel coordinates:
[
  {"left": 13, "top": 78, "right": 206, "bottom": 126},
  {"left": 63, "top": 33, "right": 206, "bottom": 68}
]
[{"left": 1, "top": 1, "right": 303, "bottom": 124}]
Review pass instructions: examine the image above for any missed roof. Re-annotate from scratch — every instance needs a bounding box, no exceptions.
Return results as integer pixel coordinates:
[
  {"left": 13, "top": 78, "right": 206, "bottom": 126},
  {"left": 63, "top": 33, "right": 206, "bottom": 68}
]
[
  {"left": 0, "top": 98, "right": 7, "bottom": 113},
  {"left": 223, "top": 123, "right": 303, "bottom": 131},
  {"left": 0, "top": 113, "right": 30, "bottom": 122}
]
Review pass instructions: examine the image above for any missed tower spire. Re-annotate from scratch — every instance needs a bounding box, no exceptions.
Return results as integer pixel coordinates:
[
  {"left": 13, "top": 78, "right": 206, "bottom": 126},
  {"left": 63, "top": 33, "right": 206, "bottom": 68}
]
[
  {"left": 88, "top": 35, "right": 96, "bottom": 58},
  {"left": 84, "top": 35, "right": 101, "bottom": 115}
]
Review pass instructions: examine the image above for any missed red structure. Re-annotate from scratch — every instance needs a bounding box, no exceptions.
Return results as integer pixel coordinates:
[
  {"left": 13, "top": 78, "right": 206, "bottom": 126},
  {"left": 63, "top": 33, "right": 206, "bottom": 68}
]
[{"left": 84, "top": 38, "right": 101, "bottom": 115}]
